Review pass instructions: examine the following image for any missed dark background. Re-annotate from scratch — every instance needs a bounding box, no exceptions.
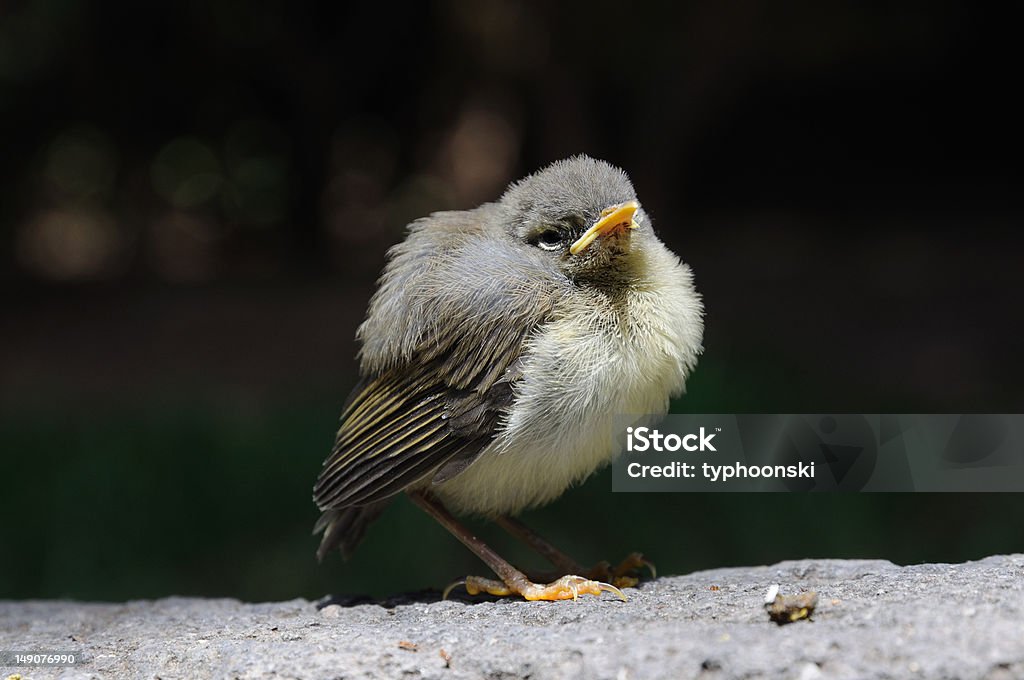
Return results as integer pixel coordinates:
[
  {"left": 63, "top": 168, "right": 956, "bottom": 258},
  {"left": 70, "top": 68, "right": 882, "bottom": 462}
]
[{"left": 2, "top": 1, "right": 1022, "bottom": 601}]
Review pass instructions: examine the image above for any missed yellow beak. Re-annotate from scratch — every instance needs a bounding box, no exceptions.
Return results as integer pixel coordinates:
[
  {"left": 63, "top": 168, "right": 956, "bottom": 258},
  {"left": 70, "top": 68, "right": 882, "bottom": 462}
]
[{"left": 569, "top": 200, "right": 640, "bottom": 255}]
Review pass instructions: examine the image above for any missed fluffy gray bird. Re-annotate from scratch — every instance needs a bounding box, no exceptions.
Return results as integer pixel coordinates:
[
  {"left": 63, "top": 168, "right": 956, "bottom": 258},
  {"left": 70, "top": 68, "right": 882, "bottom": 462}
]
[{"left": 313, "top": 155, "right": 703, "bottom": 601}]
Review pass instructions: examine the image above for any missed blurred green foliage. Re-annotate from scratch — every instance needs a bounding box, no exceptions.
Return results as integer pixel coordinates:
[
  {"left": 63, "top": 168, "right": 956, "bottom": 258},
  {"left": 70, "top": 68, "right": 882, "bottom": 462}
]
[{"left": 3, "top": 357, "right": 1020, "bottom": 602}]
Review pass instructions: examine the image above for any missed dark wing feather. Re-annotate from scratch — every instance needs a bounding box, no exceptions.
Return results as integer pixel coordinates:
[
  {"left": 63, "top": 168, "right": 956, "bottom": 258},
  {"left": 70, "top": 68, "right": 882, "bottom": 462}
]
[
  {"left": 313, "top": 208, "right": 562, "bottom": 559},
  {"left": 312, "top": 319, "right": 540, "bottom": 512}
]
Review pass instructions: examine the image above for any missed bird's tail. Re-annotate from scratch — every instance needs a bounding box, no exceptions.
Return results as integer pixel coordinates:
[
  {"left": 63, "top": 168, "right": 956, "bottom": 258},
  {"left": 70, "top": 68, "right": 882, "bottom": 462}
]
[{"left": 314, "top": 500, "right": 390, "bottom": 562}]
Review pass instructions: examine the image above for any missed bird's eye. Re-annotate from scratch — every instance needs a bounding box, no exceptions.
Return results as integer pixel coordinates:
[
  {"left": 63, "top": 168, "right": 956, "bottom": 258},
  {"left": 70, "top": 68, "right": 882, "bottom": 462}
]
[{"left": 532, "top": 229, "right": 563, "bottom": 251}]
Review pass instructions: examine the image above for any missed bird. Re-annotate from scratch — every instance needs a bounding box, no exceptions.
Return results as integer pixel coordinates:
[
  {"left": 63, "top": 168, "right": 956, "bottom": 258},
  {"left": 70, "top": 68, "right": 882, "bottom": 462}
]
[{"left": 313, "top": 155, "right": 704, "bottom": 601}]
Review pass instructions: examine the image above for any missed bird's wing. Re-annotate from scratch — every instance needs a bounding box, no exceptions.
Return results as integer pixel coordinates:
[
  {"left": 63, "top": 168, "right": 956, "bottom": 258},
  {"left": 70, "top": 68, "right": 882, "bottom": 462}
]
[
  {"left": 313, "top": 209, "right": 562, "bottom": 511},
  {"left": 312, "top": 335, "right": 534, "bottom": 511}
]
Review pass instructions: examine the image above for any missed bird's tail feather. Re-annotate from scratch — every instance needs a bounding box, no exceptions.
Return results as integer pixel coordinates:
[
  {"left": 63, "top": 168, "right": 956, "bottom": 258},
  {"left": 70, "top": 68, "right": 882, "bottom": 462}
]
[{"left": 314, "top": 500, "right": 390, "bottom": 562}]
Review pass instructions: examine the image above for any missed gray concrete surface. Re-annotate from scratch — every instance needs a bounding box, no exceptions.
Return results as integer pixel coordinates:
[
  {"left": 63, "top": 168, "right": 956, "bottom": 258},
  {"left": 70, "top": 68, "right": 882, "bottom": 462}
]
[{"left": 3, "top": 555, "right": 1023, "bottom": 680}]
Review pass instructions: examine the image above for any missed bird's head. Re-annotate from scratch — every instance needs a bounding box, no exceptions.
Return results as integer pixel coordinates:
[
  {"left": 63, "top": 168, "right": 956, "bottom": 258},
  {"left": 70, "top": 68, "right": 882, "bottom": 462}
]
[{"left": 499, "top": 155, "right": 651, "bottom": 286}]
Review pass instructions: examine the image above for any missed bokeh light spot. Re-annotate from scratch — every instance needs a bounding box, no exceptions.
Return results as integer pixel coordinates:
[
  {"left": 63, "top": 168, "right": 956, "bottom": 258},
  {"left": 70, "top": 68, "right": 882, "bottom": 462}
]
[
  {"left": 151, "top": 137, "right": 223, "bottom": 208},
  {"left": 17, "top": 209, "right": 123, "bottom": 280},
  {"left": 148, "top": 211, "right": 223, "bottom": 282},
  {"left": 222, "top": 119, "right": 290, "bottom": 226}
]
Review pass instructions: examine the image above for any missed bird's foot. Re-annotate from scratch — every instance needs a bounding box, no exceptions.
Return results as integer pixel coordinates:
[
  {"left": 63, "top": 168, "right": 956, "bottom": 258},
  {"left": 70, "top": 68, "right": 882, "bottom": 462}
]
[
  {"left": 586, "top": 552, "right": 657, "bottom": 589},
  {"left": 444, "top": 574, "right": 626, "bottom": 602}
]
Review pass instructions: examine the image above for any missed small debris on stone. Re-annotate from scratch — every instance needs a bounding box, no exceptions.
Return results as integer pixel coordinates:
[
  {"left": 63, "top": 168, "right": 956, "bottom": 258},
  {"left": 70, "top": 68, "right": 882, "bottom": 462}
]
[{"left": 764, "top": 584, "right": 818, "bottom": 625}]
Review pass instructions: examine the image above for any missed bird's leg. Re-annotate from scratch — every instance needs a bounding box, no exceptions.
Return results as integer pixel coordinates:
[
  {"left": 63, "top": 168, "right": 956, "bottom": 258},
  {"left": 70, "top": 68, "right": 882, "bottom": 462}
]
[
  {"left": 495, "top": 515, "right": 588, "bottom": 574},
  {"left": 495, "top": 515, "right": 656, "bottom": 588},
  {"left": 407, "top": 491, "right": 625, "bottom": 602}
]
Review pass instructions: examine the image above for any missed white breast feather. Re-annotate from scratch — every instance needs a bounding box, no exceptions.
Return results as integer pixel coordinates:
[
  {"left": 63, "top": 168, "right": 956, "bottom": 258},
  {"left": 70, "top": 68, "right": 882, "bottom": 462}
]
[{"left": 433, "top": 241, "right": 703, "bottom": 516}]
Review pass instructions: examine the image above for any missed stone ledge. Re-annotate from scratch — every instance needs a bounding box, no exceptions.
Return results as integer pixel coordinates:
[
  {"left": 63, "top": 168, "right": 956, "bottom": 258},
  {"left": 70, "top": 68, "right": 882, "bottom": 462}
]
[{"left": 3, "top": 555, "right": 1023, "bottom": 680}]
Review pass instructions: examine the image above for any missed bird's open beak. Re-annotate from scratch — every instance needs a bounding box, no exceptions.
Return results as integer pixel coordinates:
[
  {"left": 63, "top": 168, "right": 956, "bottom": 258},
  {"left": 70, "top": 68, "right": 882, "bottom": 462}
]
[{"left": 569, "top": 200, "right": 641, "bottom": 255}]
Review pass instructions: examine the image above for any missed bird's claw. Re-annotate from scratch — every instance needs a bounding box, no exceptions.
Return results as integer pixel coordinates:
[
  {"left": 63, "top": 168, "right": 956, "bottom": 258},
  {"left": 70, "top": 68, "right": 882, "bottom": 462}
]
[
  {"left": 441, "top": 579, "right": 467, "bottom": 600},
  {"left": 454, "top": 574, "right": 627, "bottom": 602},
  {"left": 587, "top": 552, "right": 657, "bottom": 586}
]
